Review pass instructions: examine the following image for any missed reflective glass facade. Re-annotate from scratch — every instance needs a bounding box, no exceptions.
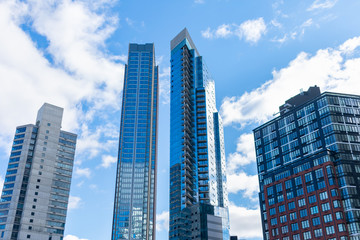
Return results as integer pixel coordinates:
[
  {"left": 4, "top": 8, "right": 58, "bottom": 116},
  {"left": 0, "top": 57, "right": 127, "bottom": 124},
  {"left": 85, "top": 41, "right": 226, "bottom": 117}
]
[
  {"left": 254, "top": 87, "right": 360, "bottom": 240},
  {"left": 112, "top": 43, "right": 158, "bottom": 240},
  {"left": 169, "top": 28, "right": 229, "bottom": 240},
  {"left": 0, "top": 103, "right": 77, "bottom": 240}
]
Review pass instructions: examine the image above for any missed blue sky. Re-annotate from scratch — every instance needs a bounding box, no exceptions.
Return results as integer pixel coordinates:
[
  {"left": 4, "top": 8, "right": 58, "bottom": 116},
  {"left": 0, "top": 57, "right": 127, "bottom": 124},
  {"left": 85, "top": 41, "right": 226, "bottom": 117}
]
[{"left": 1, "top": 0, "right": 360, "bottom": 239}]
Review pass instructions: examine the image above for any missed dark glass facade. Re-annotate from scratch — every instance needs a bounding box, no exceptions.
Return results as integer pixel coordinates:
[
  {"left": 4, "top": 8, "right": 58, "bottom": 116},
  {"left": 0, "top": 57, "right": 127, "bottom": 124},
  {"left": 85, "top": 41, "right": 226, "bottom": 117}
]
[
  {"left": 254, "top": 86, "right": 360, "bottom": 240},
  {"left": 112, "top": 43, "right": 159, "bottom": 240},
  {"left": 169, "top": 28, "right": 229, "bottom": 240}
]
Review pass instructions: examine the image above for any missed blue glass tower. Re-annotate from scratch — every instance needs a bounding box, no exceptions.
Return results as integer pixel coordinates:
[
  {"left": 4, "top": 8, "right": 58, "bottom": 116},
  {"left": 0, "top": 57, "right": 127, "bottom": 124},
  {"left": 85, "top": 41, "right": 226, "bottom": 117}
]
[
  {"left": 112, "top": 43, "right": 159, "bottom": 240},
  {"left": 169, "top": 28, "right": 230, "bottom": 240}
]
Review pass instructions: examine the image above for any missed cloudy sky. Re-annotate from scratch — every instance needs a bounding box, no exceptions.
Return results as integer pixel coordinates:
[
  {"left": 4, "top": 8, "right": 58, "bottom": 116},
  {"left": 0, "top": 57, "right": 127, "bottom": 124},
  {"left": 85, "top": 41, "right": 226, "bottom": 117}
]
[{"left": 1, "top": 0, "right": 360, "bottom": 239}]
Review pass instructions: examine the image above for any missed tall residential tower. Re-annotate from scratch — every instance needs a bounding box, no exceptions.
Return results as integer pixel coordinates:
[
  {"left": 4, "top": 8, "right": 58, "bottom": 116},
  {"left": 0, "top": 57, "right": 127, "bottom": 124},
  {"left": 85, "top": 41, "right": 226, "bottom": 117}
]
[
  {"left": 169, "top": 28, "right": 229, "bottom": 240},
  {"left": 112, "top": 43, "right": 159, "bottom": 240},
  {"left": 0, "top": 103, "right": 77, "bottom": 240},
  {"left": 254, "top": 86, "right": 360, "bottom": 240}
]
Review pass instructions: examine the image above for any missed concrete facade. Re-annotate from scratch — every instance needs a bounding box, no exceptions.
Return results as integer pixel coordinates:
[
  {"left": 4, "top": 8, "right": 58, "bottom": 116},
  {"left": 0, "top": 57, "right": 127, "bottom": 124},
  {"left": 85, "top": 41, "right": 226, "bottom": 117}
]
[{"left": 0, "top": 103, "right": 77, "bottom": 240}]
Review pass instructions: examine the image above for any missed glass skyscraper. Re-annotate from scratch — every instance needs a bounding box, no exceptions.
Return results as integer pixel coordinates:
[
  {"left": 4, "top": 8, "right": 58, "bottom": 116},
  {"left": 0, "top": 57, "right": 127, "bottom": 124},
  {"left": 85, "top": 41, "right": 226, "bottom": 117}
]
[
  {"left": 112, "top": 43, "right": 159, "bottom": 240},
  {"left": 254, "top": 86, "right": 360, "bottom": 240},
  {"left": 169, "top": 28, "right": 230, "bottom": 240},
  {"left": 0, "top": 103, "right": 77, "bottom": 240}
]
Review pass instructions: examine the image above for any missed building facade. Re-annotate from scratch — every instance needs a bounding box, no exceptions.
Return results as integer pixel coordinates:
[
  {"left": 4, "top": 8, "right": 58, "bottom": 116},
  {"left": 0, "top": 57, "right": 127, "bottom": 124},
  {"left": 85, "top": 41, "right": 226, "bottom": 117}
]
[
  {"left": 169, "top": 28, "right": 229, "bottom": 240},
  {"left": 112, "top": 43, "right": 159, "bottom": 240},
  {"left": 254, "top": 86, "right": 360, "bottom": 240},
  {"left": 0, "top": 103, "right": 77, "bottom": 240}
]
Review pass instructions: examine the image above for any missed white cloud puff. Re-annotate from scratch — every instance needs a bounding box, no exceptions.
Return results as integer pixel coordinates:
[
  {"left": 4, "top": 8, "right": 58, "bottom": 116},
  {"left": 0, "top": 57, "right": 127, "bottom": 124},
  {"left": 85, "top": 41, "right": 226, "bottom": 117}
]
[
  {"left": 68, "top": 196, "right": 82, "bottom": 210},
  {"left": 227, "top": 133, "right": 256, "bottom": 172},
  {"left": 307, "top": 0, "right": 338, "bottom": 11},
  {"left": 156, "top": 211, "right": 169, "bottom": 232},
  {"left": 227, "top": 172, "right": 259, "bottom": 200},
  {"left": 235, "top": 18, "right": 267, "bottom": 43},
  {"left": 64, "top": 235, "right": 88, "bottom": 240},
  {"left": 220, "top": 36, "right": 360, "bottom": 127},
  {"left": 100, "top": 154, "right": 117, "bottom": 168},
  {"left": 201, "top": 18, "right": 266, "bottom": 43},
  {"left": 229, "top": 202, "right": 262, "bottom": 239},
  {"left": 0, "top": 0, "right": 124, "bottom": 159}
]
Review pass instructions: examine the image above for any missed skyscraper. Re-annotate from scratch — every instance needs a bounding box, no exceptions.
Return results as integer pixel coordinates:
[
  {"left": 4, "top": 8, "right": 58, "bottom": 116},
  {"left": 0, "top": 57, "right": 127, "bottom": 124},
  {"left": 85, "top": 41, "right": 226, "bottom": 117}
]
[
  {"left": 112, "top": 43, "right": 159, "bottom": 240},
  {"left": 0, "top": 103, "right": 77, "bottom": 240},
  {"left": 169, "top": 28, "right": 229, "bottom": 240},
  {"left": 254, "top": 86, "right": 360, "bottom": 240}
]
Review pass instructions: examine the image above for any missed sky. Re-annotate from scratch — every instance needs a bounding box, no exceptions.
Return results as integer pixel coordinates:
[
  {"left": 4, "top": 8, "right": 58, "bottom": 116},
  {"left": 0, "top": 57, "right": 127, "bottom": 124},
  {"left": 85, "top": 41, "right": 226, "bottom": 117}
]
[{"left": 0, "top": 0, "right": 360, "bottom": 239}]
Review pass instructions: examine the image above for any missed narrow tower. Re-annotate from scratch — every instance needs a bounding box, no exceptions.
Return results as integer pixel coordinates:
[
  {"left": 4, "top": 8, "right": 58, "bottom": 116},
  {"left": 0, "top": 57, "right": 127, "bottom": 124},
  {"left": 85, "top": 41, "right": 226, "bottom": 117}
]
[
  {"left": 0, "top": 103, "right": 77, "bottom": 240},
  {"left": 169, "top": 28, "right": 230, "bottom": 240},
  {"left": 112, "top": 43, "right": 159, "bottom": 240}
]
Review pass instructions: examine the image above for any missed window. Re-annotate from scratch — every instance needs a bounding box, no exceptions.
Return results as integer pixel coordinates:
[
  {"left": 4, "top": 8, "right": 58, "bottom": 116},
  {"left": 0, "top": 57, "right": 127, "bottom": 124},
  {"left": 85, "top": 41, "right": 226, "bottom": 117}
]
[
  {"left": 326, "top": 226, "right": 335, "bottom": 235},
  {"left": 30, "top": 219, "right": 33, "bottom": 223},
  {"left": 271, "top": 218, "right": 277, "bottom": 226},
  {"left": 281, "top": 225, "right": 289, "bottom": 234},
  {"left": 290, "top": 212, "right": 297, "bottom": 220},
  {"left": 292, "top": 234, "right": 300, "bottom": 240},
  {"left": 291, "top": 223, "right": 299, "bottom": 231},
  {"left": 305, "top": 172, "right": 313, "bottom": 182},
  {"left": 300, "top": 209, "right": 308, "bottom": 218},
  {"left": 324, "top": 214, "right": 333, "bottom": 223},
  {"left": 303, "top": 231, "right": 311, "bottom": 240},
  {"left": 322, "top": 203, "right": 330, "bottom": 211},
  {"left": 27, "top": 235, "right": 31, "bottom": 239},
  {"left": 280, "top": 215, "right": 287, "bottom": 223},
  {"left": 335, "top": 212, "right": 343, "bottom": 220},
  {"left": 298, "top": 198, "right": 306, "bottom": 207},
  {"left": 270, "top": 208, "right": 276, "bottom": 216},
  {"left": 338, "top": 223, "right": 346, "bottom": 232},
  {"left": 288, "top": 202, "right": 295, "bottom": 210},
  {"left": 310, "top": 206, "right": 319, "bottom": 215},
  {"left": 296, "top": 188, "right": 304, "bottom": 196},
  {"left": 319, "top": 191, "right": 328, "bottom": 200},
  {"left": 301, "top": 220, "right": 310, "bottom": 229},
  {"left": 309, "top": 195, "right": 317, "bottom": 204},
  {"left": 279, "top": 205, "right": 285, "bottom": 213},
  {"left": 333, "top": 200, "right": 341, "bottom": 208},
  {"left": 312, "top": 217, "right": 321, "bottom": 226},
  {"left": 331, "top": 189, "right": 338, "bottom": 197},
  {"left": 314, "top": 228, "right": 323, "bottom": 237},
  {"left": 31, "top": 212, "right": 34, "bottom": 216}
]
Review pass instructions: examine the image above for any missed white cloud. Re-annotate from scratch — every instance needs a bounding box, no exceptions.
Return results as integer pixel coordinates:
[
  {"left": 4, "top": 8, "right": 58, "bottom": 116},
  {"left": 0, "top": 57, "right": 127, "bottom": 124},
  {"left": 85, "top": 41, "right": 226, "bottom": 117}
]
[
  {"left": 68, "top": 196, "right": 82, "bottom": 210},
  {"left": 215, "top": 24, "right": 232, "bottom": 38},
  {"left": 159, "top": 66, "right": 171, "bottom": 104},
  {"left": 74, "top": 167, "right": 91, "bottom": 178},
  {"left": 100, "top": 154, "right": 117, "bottom": 168},
  {"left": 340, "top": 36, "right": 360, "bottom": 54},
  {"left": 76, "top": 123, "right": 118, "bottom": 160},
  {"left": 227, "top": 133, "right": 256, "bottom": 172},
  {"left": 64, "top": 235, "right": 88, "bottom": 240},
  {"left": 0, "top": 0, "right": 123, "bottom": 158},
  {"left": 194, "top": 0, "right": 205, "bottom": 4},
  {"left": 201, "top": 18, "right": 266, "bottom": 43},
  {"left": 156, "top": 211, "right": 169, "bottom": 232},
  {"left": 227, "top": 172, "right": 259, "bottom": 200},
  {"left": 220, "top": 36, "right": 360, "bottom": 127},
  {"left": 308, "top": 0, "right": 338, "bottom": 11},
  {"left": 201, "top": 27, "right": 213, "bottom": 39},
  {"left": 229, "top": 202, "right": 262, "bottom": 239},
  {"left": 235, "top": 18, "right": 267, "bottom": 43}
]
